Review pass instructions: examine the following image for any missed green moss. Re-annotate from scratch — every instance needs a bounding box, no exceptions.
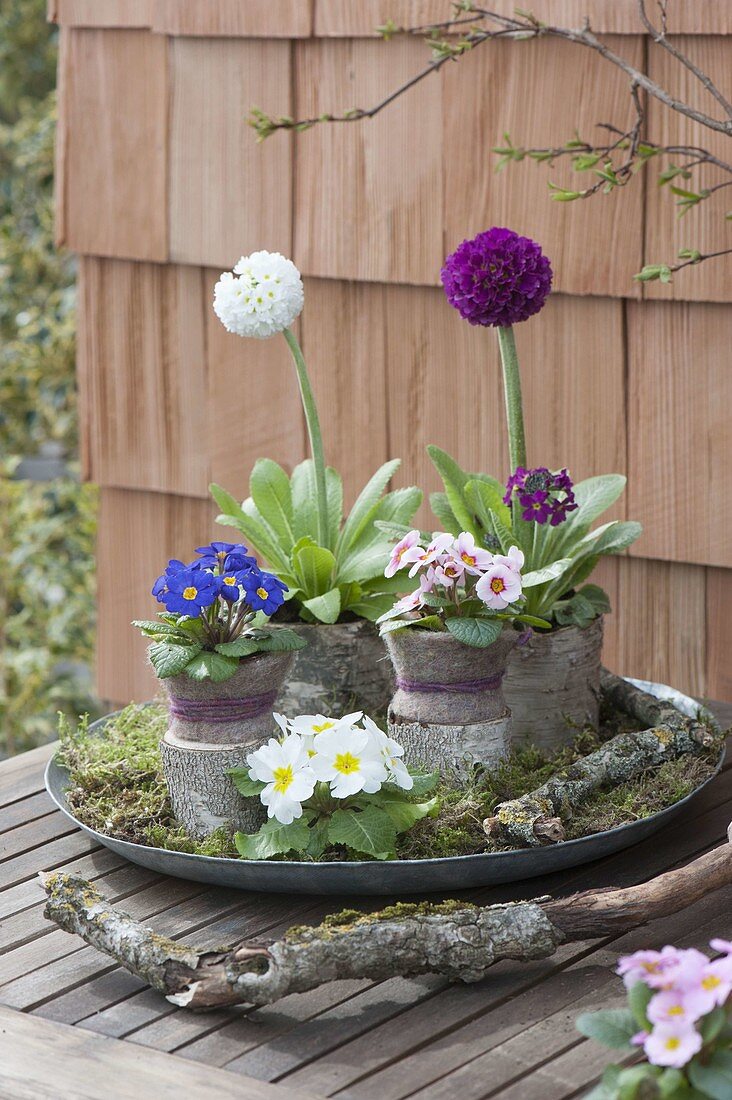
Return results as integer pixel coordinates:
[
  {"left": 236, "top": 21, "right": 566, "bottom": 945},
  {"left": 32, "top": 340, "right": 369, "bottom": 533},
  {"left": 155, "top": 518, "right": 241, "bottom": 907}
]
[{"left": 60, "top": 703, "right": 720, "bottom": 862}]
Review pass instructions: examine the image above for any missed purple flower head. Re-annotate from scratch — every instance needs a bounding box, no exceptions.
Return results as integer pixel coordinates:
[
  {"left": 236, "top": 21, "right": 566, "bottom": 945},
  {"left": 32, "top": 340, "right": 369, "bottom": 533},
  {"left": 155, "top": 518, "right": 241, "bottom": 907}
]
[
  {"left": 441, "top": 227, "right": 553, "bottom": 328},
  {"left": 504, "top": 466, "right": 578, "bottom": 526}
]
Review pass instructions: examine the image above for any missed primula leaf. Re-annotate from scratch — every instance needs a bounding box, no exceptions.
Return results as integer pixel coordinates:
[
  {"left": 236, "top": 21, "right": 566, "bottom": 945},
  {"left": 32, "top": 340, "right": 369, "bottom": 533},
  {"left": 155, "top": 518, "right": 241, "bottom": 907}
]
[
  {"left": 337, "top": 459, "right": 401, "bottom": 554},
  {"left": 327, "top": 805, "right": 397, "bottom": 859},
  {"left": 326, "top": 467, "right": 343, "bottom": 551},
  {"left": 249, "top": 458, "right": 294, "bottom": 547},
  {"left": 305, "top": 815, "right": 331, "bottom": 859},
  {"left": 214, "top": 637, "right": 261, "bottom": 658},
  {"left": 292, "top": 541, "right": 336, "bottom": 597},
  {"left": 343, "top": 488, "right": 423, "bottom": 566},
  {"left": 254, "top": 628, "right": 308, "bottom": 652},
  {"left": 228, "top": 767, "right": 265, "bottom": 798},
  {"left": 408, "top": 771, "right": 441, "bottom": 797},
  {"left": 584, "top": 1065, "right": 622, "bottom": 1100},
  {"left": 688, "top": 1052, "right": 732, "bottom": 1100},
  {"left": 522, "top": 558, "right": 574, "bottom": 587},
  {"left": 291, "top": 460, "right": 320, "bottom": 543},
  {"left": 446, "top": 616, "right": 503, "bottom": 648},
  {"left": 337, "top": 543, "right": 393, "bottom": 585},
  {"left": 616, "top": 1064, "right": 660, "bottom": 1100},
  {"left": 148, "top": 641, "right": 202, "bottom": 678},
  {"left": 627, "top": 981, "right": 653, "bottom": 1031},
  {"left": 348, "top": 594, "right": 396, "bottom": 622},
  {"left": 699, "top": 1006, "right": 727, "bottom": 1044},
  {"left": 589, "top": 521, "right": 642, "bottom": 556},
  {"left": 488, "top": 509, "right": 516, "bottom": 555},
  {"left": 427, "top": 445, "right": 477, "bottom": 536},
  {"left": 464, "top": 479, "right": 511, "bottom": 529},
  {"left": 575, "top": 1008, "right": 637, "bottom": 1050},
  {"left": 301, "top": 588, "right": 341, "bottom": 624},
  {"left": 567, "top": 474, "right": 627, "bottom": 529},
  {"left": 184, "top": 651, "right": 239, "bottom": 683},
  {"left": 379, "top": 796, "right": 440, "bottom": 833},
  {"left": 235, "top": 818, "right": 312, "bottom": 860},
  {"left": 430, "top": 491, "right": 461, "bottom": 535},
  {"left": 213, "top": 491, "right": 291, "bottom": 574},
  {"left": 133, "top": 619, "right": 184, "bottom": 637}
]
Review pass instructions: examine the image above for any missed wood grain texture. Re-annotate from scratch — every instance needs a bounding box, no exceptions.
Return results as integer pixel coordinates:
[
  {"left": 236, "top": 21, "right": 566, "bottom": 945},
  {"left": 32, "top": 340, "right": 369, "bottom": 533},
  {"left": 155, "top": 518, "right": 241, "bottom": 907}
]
[
  {"left": 627, "top": 300, "right": 731, "bottom": 568},
  {"left": 78, "top": 259, "right": 209, "bottom": 497},
  {"left": 314, "top": 1, "right": 732, "bottom": 36},
  {"left": 706, "top": 569, "right": 732, "bottom": 704},
  {"left": 49, "top": 0, "right": 153, "bottom": 26},
  {"left": 169, "top": 39, "right": 293, "bottom": 268},
  {"left": 204, "top": 271, "right": 305, "bottom": 502},
  {"left": 153, "top": 0, "right": 313, "bottom": 37},
  {"left": 56, "top": 29, "right": 167, "bottom": 261},
  {"left": 0, "top": 1008, "right": 316, "bottom": 1100},
  {"left": 96, "top": 489, "right": 218, "bottom": 704},
  {"left": 443, "top": 35, "right": 645, "bottom": 298},
  {"left": 300, "top": 279, "right": 390, "bottom": 508},
  {"left": 644, "top": 36, "right": 732, "bottom": 303},
  {"left": 385, "top": 288, "right": 626, "bottom": 528},
  {"left": 612, "top": 557, "right": 706, "bottom": 697},
  {"left": 294, "top": 36, "right": 444, "bottom": 285}
]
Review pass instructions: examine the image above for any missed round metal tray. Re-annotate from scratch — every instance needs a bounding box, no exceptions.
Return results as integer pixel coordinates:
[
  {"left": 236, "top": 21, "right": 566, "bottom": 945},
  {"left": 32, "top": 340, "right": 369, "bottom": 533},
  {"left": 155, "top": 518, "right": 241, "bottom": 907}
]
[{"left": 45, "top": 678, "right": 724, "bottom": 896}]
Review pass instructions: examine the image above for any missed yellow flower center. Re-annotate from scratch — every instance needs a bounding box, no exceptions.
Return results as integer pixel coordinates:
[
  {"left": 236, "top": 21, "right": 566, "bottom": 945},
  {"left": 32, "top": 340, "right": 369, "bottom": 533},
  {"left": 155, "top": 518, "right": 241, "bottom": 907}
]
[
  {"left": 702, "top": 975, "right": 721, "bottom": 991},
  {"left": 461, "top": 553, "right": 475, "bottom": 565},
  {"left": 223, "top": 576, "right": 237, "bottom": 586},
  {"left": 664, "top": 1037, "right": 681, "bottom": 1051},
  {"left": 312, "top": 721, "right": 334, "bottom": 733},
  {"left": 272, "top": 765, "right": 294, "bottom": 794},
  {"left": 667, "top": 1005, "right": 685, "bottom": 1016},
  {"left": 642, "top": 962, "right": 660, "bottom": 973},
  {"left": 183, "top": 586, "right": 198, "bottom": 600},
  {"left": 490, "top": 577, "right": 506, "bottom": 593},
  {"left": 333, "top": 752, "right": 360, "bottom": 776},
  {"left": 256, "top": 587, "right": 269, "bottom": 600}
]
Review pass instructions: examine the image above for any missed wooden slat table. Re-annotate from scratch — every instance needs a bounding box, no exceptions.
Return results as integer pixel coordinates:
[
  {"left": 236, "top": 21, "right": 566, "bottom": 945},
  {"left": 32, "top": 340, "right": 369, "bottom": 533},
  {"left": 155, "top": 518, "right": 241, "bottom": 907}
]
[{"left": 1, "top": 703, "right": 731, "bottom": 1100}]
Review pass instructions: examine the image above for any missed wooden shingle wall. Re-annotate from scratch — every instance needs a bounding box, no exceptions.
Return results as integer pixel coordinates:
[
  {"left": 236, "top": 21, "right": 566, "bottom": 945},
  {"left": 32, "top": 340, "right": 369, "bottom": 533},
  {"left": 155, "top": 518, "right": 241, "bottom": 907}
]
[{"left": 50, "top": 1, "right": 732, "bottom": 704}]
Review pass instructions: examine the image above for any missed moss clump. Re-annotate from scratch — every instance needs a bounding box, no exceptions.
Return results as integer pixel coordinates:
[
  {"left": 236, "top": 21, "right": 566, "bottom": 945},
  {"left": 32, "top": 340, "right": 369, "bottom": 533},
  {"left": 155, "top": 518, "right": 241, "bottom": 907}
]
[{"left": 59, "top": 703, "right": 720, "bottom": 862}]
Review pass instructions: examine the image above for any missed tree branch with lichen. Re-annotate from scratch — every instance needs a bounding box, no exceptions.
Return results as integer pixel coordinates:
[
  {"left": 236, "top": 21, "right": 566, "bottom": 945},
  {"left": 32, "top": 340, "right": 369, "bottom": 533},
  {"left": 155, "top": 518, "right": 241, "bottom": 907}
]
[
  {"left": 41, "top": 829, "right": 732, "bottom": 1009},
  {"left": 249, "top": 1, "right": 731, "bottom": 284}
]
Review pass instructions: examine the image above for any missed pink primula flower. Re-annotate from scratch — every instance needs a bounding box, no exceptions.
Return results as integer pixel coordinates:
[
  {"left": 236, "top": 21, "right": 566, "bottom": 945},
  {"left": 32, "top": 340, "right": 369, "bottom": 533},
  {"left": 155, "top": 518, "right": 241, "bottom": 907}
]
[
  {"left": 453, "top": 532, "right": 493, "bottom": 575},
  {"left": 616, "top": 947, "right": 683, "bottom": 990},
  {"left": 493, "top": 545, "right": 525, "bottom": 574},
  {"left": 710, "top": 938, "right": 732, "bottom": 956},
  {"left": 393, "top": 572, "right": 435, "bottom": 614},
  {"left": 643, "top": 1023, "right": 702, "bottom": 1069},
  {"left": 385, "top": 530, "right": 422, "bottom": 578},
  {"left": 404, "top": 533, "right": 454, "bottom": 578},
  {"left": 647, "top": 988, "right": 708, "bottom": 1027},
  {"left": 476, "top": 563, "right": 523, "bottom": 609}
]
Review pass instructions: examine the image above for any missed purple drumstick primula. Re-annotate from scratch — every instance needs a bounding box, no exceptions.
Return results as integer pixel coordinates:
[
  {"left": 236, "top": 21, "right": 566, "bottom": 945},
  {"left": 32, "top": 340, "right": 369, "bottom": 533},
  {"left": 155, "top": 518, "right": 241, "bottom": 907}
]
[
  {"left": 441, "top": 227, "right": 553, "bottom": 328},
  {"left": 504, "top": 466, "right": 578, "bottom": 526}
]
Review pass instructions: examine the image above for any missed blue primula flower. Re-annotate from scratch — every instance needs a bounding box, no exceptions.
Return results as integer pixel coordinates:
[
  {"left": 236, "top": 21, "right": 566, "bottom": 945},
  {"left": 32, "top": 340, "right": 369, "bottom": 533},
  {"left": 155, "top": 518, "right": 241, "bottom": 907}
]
[
  {"left": 216, "top": 568, "right": 252, "bottom": 603},
  {"left": 151, "top": 559, "right": 187, "bottom": 599},
  {"left": 159, "top": 567, "right": 219, "bottom": 616},
  {"left": 242, "top": 570, "right": 288, "bottom": 616},
  {"left": 195, "top": 541, "right": 257, "bottom": 573}
]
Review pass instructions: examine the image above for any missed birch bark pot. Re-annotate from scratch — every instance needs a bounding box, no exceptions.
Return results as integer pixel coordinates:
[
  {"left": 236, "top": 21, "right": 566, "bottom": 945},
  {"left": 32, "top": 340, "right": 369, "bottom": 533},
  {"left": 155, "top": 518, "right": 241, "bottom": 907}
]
[
  {"left": 503, "top": 615, "right": 603, "bottom": 752},
  {"left": 160, "top": 653, "right": 293, "bottom": 839},
  {"left": 275, "top": 620, "right": 393, "bottom": 716},
  {"left": 384, "top": 628, "right": 518, "bottom": 779}
]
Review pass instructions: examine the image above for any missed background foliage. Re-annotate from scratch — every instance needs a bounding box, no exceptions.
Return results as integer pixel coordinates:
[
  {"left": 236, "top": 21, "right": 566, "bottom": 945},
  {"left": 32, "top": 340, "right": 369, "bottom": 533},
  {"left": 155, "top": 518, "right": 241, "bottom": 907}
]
[{"left": 0, "top": 0, "right": 100, "bottom": 756}]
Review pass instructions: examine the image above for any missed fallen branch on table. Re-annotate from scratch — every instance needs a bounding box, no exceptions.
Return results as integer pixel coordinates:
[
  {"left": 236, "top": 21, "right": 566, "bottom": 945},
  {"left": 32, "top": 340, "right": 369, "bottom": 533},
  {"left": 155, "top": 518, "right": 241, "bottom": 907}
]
[
  {"left": 41, "top": 826, "right": 732, "bottom": 1010},
  {"left": 483, "top": 670, "right": 723, "bottom": 848}
]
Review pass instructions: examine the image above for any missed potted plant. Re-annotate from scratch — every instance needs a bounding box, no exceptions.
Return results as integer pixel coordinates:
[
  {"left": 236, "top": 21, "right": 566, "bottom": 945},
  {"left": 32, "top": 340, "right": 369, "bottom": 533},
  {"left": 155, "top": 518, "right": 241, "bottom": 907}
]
[
  {"left": 429, "top": 227, "right": 642, "bottom": 749},
  {"left": 377, "top": 529, "right": 549, "bottom": 777},
  {"left": 209, "top": 251, "right": 421, "bottom": 715},
  {"left": 134, "top": 540, "right": 305, "bottom": 838}
]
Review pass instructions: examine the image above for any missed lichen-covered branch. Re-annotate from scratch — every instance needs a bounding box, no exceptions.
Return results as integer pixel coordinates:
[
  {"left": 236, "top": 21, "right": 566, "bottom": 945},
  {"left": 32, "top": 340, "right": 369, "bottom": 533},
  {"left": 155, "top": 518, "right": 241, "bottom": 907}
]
[
  {"left": 484, "top": 671, "right": 722, "bottom": 848},
  {"left": 41, "top": 833, "right": 732, "bottom": 1010}
]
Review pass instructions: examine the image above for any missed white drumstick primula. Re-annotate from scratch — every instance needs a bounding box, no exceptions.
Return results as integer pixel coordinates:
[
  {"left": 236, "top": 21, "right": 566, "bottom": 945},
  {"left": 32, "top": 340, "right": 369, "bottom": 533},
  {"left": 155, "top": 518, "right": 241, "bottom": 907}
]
[
  {"left": 246, "top": 733, "right": 316, "bottom": 824},
  {"left": 213, "top": 251, "right": 304, "bottom": 339}
]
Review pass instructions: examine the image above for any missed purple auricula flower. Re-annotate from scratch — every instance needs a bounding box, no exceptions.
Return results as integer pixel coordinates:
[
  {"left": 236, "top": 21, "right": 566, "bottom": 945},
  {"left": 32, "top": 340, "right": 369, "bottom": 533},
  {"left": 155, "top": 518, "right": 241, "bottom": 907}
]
[
  {"left": 504, "top": 466, "right": 578, "bottom": 526},
  {"left": 441, "top": 227, "right": 553, "bottom": 328}
]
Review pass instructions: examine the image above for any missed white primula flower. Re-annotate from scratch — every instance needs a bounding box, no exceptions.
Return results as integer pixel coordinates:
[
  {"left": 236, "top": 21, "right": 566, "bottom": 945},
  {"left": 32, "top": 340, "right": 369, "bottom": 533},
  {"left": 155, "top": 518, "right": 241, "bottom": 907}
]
[
  {"left": 288, "top": 712, "right": 363, "bottom": 758},
  {"left": 246, "top": 733, "right": 316, "bottom": 824},
  {"left": 362, "top": 716, "right": 414, "bottom": 791},
  {"left": 310, "top": 724, "right": 388, "bottom": 798},
  {"left": 213, "top": 251, "right": 304, "bottom": 339}
]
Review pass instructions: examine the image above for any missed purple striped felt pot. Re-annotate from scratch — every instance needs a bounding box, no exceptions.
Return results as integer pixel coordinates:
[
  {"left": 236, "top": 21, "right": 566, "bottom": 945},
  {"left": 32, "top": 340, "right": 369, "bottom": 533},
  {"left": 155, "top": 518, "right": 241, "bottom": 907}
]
[{"left": 163, "top": 652, "right": 294, "bottom": 746}]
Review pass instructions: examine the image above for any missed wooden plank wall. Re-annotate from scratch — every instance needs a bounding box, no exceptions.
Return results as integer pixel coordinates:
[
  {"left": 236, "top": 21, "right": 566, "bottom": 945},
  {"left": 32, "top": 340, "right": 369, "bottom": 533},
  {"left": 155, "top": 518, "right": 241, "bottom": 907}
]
[{"left": 49, "top": 0, "right": 732, "bottom": 705}]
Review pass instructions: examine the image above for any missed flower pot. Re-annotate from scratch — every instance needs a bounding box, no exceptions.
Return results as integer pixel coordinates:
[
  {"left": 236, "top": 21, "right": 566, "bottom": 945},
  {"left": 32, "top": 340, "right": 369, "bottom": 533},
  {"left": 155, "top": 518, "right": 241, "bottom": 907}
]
[
  {"left": 159, "top": 653, "right": 294, "bottom": 839},
  {"left": 503, "top": 615, "right": 603, "bottom": 752},
  {"left": 384, "top": 627, "right": 518, "bottom": 779},
  {"left": 275, "top": 620, "right": 393, "bottom": 717}
]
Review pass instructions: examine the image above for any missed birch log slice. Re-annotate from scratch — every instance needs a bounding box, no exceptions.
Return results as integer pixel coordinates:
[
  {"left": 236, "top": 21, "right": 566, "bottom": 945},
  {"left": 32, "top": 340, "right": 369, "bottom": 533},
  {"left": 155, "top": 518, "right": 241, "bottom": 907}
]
[
  {"left": 160, "top": 735, "right": 266, "bottom": 839},
  {"left": 275, "top": 620, "right": 393, "bottom": 716},
  {"left": 504, "top": 616, "right": 604, "bottom": 752}
]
